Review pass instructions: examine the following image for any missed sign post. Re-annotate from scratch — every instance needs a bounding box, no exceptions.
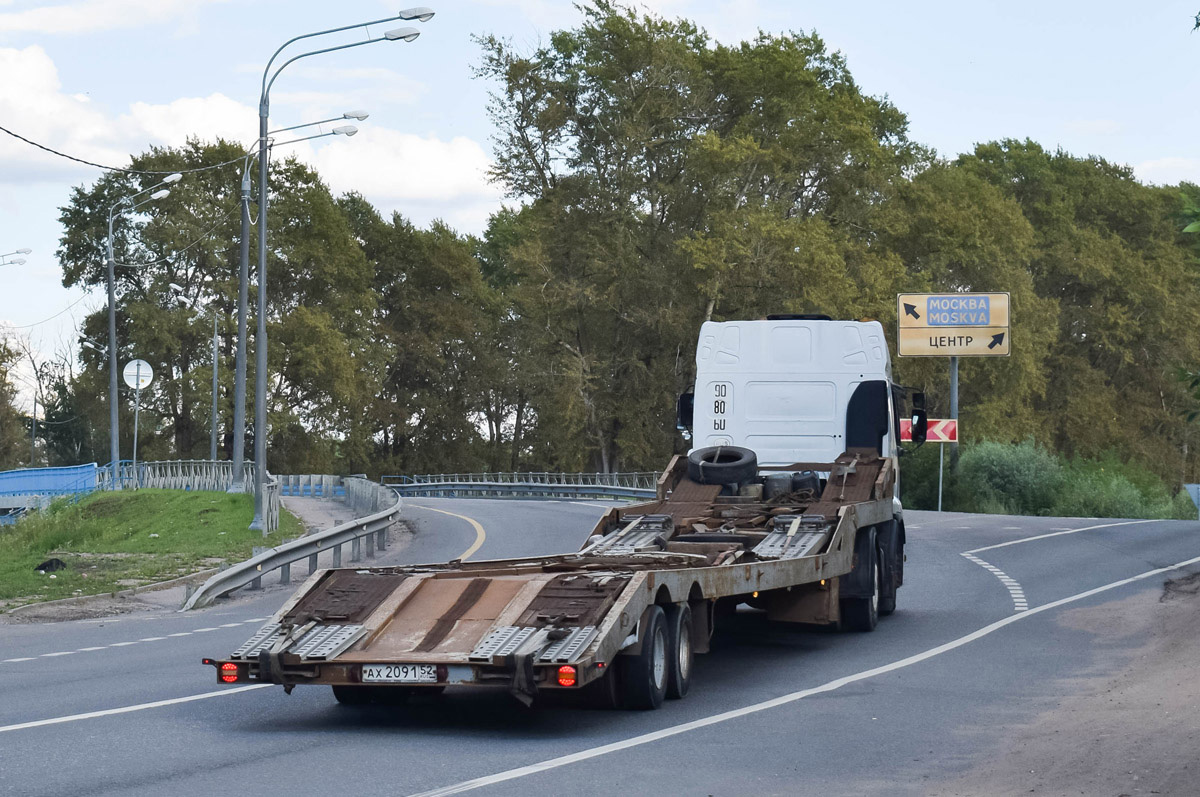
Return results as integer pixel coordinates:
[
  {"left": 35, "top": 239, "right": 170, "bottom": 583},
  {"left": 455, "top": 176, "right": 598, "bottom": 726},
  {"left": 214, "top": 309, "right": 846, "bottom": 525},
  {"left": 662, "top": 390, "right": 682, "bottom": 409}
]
[
  {"left": 901, "top": 419, "right": 959, "bottom": 510},
  {"left": 123, "top": 360, "right": 154, "bottom": 488}
]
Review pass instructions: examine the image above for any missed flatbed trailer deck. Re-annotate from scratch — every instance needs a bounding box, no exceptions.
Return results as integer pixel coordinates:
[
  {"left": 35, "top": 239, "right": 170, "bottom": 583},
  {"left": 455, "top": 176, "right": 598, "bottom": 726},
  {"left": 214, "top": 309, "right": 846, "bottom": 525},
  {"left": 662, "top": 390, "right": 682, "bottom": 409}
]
[{"left": 205, "top": 448, "right": 901, "bottom": 709}]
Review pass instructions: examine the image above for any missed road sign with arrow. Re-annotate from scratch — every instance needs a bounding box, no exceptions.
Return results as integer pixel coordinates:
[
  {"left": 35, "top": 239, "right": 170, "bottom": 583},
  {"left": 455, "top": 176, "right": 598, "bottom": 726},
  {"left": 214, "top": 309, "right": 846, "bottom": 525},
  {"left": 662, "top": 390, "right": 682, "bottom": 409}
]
[{"left": 896, "top": 292, "right": 1010, "bottom": 357}]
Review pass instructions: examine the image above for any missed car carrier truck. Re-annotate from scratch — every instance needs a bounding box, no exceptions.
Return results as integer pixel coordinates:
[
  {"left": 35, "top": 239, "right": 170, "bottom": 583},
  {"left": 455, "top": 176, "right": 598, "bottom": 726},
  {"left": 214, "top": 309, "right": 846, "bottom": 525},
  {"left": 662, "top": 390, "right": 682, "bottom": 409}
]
[{"left": 204, "top": 315, "right": 927, "bottom": 709}]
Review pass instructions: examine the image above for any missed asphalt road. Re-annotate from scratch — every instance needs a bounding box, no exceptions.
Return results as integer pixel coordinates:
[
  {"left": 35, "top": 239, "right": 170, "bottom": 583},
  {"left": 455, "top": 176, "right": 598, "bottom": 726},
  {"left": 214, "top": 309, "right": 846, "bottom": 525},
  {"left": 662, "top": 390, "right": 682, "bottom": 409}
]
[{"left": 1, "top": 501, "right": 1197, "bottom": 796}]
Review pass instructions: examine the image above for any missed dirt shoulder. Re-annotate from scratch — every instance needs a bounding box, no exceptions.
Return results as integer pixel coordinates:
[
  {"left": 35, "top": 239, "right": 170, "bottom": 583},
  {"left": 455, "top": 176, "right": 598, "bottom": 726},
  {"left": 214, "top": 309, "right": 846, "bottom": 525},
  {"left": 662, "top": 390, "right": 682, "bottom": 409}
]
[{"left": 932, "top": 570, "right": 1200, "bottom": 797}]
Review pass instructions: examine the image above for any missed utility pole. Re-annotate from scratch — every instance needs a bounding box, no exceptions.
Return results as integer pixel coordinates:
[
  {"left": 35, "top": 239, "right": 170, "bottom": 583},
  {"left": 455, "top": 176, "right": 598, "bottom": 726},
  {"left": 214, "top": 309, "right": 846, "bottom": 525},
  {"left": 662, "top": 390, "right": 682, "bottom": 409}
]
[
  {"left": 211, "top": 313, "right": 219, "bottom": 462},
  {"left": 29, "top": 392, "right": 36, "bottom": 467}
]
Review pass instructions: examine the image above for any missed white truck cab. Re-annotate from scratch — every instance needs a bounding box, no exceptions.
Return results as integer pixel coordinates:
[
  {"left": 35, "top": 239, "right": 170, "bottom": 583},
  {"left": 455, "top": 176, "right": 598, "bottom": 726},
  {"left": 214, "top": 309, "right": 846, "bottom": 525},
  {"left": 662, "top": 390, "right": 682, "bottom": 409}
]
[{"left": 678, "top": 315, "right": 925, "bottom": 515}]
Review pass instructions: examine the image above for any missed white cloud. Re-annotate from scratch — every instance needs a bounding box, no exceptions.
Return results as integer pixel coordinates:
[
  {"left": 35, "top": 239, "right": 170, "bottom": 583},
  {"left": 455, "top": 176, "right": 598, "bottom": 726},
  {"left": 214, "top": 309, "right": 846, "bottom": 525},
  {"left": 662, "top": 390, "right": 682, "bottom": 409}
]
[
  {"left": 0, "top": 43, "right": 501, "bottom": 235},
  {"left": 0, "top": 45, "right": 257, "bottom": 184},
  {"left": 1135, "top": 157, "right": 1200, "bottom": 186},
  {"left": 0, "top": 0, "right": 230, "bottom": 35},
  {"left": 307, "top": 127, "right": 503, "bottom": 233},
  {"left": 120, "top": 94, "right": 255, "bottom": 148},
  {"left": 0, "top": 45, "right": 130, "bottom": 181}
]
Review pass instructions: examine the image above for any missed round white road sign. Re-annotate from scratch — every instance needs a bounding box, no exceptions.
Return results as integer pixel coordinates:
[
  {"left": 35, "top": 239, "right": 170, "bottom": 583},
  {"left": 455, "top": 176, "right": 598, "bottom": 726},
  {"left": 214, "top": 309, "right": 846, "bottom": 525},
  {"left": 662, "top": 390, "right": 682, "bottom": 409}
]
[{"left": 122, "top": 359, "right": 154, "bottom": 389}]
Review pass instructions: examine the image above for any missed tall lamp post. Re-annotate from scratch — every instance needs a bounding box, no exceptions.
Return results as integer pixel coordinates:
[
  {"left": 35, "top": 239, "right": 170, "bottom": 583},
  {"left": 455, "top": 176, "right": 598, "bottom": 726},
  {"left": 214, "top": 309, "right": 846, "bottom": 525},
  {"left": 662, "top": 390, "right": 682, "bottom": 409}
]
[
  {"left": 170, "top": 284, "right": 220, "bottom": 461},
  {"left": 107, "top": 174, "right": 181, "bottom": 488},
  {"left": 249, "top": 6, "right": 433, "bottom": 531},
  {"left": 230, "top": 119, "right": 364, "bottom": 492}
]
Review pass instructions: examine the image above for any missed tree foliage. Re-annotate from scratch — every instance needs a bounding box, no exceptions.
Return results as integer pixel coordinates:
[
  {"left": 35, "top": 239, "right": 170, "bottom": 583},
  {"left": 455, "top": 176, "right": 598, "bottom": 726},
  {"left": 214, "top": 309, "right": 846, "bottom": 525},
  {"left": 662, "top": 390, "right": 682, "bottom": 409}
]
[
  {"left": 38, "top": 2, "right": 1200, "bottom": 491},
  {"left": 0, "top": 339, "right": 27, "bottom": 468}
]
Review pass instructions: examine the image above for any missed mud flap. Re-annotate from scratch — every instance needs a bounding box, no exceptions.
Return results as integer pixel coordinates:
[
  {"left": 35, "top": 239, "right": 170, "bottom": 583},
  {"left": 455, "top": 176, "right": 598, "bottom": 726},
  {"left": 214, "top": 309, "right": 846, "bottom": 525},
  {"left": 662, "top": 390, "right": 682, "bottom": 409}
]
[
  {"left": 506, "top": 628, "right": 550, "bottom": 706},
  {"left": 509, "top": 650, "right": 538, "bottom": 707},
  {"left": 259, "top": 620, "right": 317, "bottom": 686}
]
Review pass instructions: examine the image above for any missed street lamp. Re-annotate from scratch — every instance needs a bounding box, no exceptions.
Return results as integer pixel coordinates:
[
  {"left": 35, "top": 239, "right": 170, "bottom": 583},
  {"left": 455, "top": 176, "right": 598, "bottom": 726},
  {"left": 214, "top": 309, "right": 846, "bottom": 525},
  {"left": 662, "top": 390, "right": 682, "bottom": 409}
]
[
  {"left": 269, "top": 110, "right": 369, "bottom": 135},
  {"left": 106, "top": 174, "right": 180, "bottom": 488},
  {"left": 0, "top": 248, "right": 30, "bottom": 267},
  {"left": 229, "top": 123, "right": 365, "bottom": 494},
  {"left": 170, "top": 283, "right": 220, "bottom": 462},
  {"left": 248, "top": 9, "right": 432, "bottom": 530}
]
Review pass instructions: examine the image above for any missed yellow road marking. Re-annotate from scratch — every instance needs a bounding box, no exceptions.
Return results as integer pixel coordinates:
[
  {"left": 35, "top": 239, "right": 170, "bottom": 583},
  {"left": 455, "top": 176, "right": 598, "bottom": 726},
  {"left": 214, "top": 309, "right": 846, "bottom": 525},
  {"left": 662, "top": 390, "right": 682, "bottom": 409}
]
[{"left": 409, "top": 504, "right": 487, "bottom": 560}]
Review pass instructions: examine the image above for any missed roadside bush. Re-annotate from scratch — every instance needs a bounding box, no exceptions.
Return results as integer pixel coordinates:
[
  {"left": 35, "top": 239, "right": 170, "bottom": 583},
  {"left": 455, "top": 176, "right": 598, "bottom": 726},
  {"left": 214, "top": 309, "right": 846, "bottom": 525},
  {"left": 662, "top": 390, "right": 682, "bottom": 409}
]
[
  {"left": 1051, "top": 454, "right": 1198, "bottom": 520},
  {"left": 902, "top": 439, "right": 1198, "bottom": 519},
  {"left": 1051, "top": 470, "right": 1153, "bottom": 519},
  {"left": 955, "top": 439, "right": 1062, "bottom": 515}
]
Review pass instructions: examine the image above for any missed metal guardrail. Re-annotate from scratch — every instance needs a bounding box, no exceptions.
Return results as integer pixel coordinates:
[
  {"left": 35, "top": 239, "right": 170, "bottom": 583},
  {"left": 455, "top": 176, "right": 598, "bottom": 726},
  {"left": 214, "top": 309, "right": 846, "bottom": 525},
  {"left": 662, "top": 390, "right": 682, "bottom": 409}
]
[
  {"left": 389, "top": 481, "right": 654, "bottom": 501},
  {"left": 182, "top": 477, "right": 401, "bottom": 610},
  {"left": 383, "top": 471, "right": 659, "bottom": 489},
  {"left": 277, "top": 473, "right": 346, "bottom": 498}
]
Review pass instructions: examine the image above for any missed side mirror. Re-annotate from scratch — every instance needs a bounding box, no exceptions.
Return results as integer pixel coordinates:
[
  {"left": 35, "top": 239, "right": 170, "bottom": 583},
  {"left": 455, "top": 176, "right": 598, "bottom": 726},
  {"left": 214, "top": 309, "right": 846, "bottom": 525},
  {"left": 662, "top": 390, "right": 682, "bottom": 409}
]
[
  {"left": 676, "top": 389, "right": 694, "bottom": 432},
  {"left": 910, "top": 405, "right": 928, "bottom": 445}
]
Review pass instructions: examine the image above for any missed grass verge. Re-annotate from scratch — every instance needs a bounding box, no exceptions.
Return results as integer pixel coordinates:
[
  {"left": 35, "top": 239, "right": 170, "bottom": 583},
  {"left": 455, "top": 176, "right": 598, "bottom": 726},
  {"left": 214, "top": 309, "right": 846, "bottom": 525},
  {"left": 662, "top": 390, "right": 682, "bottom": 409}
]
[{"left": 0, "top": 489, "right": 304, "bottom": 608}]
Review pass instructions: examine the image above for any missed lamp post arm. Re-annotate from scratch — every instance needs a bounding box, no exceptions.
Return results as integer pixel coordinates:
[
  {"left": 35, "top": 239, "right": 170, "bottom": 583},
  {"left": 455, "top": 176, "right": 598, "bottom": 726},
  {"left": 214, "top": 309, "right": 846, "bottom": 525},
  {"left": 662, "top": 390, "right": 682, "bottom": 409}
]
[
  {"left": 264, "top": 35, "right": 394, "bottom": 102},
  {"left": 259, "top": 16, "right": 398, "bottom": 101},
  {"left": 269, "top": 115, "right": 345, "bottom": 135},
  {"left": 272, "top": 130, "right": 344, "bottom": 148}
]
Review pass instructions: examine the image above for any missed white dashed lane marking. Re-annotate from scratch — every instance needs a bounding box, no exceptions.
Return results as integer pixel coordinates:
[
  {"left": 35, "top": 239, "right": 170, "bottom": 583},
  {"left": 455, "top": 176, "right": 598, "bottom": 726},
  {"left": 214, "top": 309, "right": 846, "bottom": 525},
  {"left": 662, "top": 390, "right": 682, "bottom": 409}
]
[
  {"left": 962, "top": 552, "right": 1028, "bottom": 612},
  {"left": 1, "top": 617, "right": 271, "bottom": 663}
]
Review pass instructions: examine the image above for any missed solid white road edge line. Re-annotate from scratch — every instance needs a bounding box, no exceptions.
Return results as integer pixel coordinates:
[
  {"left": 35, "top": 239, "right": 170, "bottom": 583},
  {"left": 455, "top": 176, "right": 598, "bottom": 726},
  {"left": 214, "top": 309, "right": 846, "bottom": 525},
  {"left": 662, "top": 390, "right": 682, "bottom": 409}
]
[
  {"left": 0, "top": 684, "right": 271, "bottom": 734},
  {"left": 965, "top": 519, "right": 1157, "bottom": 554},
  {"left": 409, "top": 553, "right": 1200, "bottom": 797}
]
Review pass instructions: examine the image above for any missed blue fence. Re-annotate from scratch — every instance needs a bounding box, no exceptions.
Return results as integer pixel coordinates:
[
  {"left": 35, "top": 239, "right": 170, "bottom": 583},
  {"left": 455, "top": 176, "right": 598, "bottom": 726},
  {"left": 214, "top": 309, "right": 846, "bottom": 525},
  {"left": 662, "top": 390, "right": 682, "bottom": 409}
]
[
  {"left": 0, "top": 463, "right": 99, "bottom": 525},
  {"left": 0, "top": 463, "right": 98, "bottom": 495}
]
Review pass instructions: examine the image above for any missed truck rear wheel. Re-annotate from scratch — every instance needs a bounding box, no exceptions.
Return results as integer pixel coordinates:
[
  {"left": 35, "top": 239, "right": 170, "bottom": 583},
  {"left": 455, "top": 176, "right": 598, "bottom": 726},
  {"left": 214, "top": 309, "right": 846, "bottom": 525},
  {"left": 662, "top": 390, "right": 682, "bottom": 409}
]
[
  {"left": 619, "top": 605, "right": 668, "bottom": 710},
  {"left": 665, "top": 603, "right": 693, "bottom": 700},
  {"left": 331, "top": 685, "right": 374, "bottom": 705},
  {"left": 840, "top": 529, "right": 879, "bottom": 632}
]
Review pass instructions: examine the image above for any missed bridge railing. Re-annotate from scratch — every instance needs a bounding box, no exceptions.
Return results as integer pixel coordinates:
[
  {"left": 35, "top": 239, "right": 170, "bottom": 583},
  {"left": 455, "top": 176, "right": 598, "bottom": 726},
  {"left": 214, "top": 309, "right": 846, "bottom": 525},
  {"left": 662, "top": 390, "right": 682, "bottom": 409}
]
[
  {"left": 388, "top": 481, "right": 654, "bottom": 501},
  {"left": 382, "top": 471, "right": 660, "bottom": 489},
  {"left": 182, "top": 476, "right": 400, "bottom": 610},
  {"left": 92, "top": 460, "right": 279, "bottom": 532}
]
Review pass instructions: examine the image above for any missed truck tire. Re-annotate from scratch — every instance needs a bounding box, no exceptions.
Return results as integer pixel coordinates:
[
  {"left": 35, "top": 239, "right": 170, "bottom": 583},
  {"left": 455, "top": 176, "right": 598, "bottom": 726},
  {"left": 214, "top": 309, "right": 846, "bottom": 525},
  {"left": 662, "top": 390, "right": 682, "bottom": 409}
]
[
  {"left": 331, "top": 685, "right": 374, "bottom": 705},
  {"left": 687, "top": 446, "right": 757, "bottom": 485},
  {"left": 840, "top": 529, "right": 879, "bottom": 632},
  {"left": 618, "top": 605, "right": 669, "bottom": 710},
  {"left": 665, "top": 603, "right": 693, "bottom": 700},
  {"left": 581, "top": 668, "right": 621, "bottom": 710},
  {"left": 877, "top": 520, "right": 899, "bottom": 616}
]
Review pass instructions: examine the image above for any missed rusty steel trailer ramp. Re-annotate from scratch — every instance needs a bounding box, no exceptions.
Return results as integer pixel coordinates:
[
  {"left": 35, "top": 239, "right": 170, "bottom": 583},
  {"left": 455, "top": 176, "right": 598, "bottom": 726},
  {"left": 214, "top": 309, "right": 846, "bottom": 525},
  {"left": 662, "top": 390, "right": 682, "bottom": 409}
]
[{"left": 204, "top": 451, "right": 899, "bottom": 709}]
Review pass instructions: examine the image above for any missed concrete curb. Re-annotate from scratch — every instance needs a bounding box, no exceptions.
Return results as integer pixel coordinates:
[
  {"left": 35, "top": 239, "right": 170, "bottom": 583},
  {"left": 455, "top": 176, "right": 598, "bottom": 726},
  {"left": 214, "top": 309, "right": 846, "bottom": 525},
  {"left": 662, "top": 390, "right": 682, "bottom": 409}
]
[{"left": 4, "top": 567, "right": 221, "bottom": 615}]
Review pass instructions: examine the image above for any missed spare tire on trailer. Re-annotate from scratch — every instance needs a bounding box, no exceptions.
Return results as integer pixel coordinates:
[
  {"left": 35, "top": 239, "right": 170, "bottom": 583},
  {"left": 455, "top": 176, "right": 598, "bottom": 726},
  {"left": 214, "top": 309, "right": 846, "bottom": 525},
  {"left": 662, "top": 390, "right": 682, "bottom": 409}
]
[{"left": 687, "top": 446, "right": 757, "bottom": 485}]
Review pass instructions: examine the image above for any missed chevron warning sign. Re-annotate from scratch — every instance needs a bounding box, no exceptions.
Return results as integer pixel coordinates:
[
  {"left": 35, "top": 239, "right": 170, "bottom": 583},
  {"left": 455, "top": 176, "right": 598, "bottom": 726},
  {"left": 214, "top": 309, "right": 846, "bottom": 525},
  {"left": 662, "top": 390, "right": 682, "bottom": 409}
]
[{"left": 900, "top": 418, "right": 958, "bottom": 443}]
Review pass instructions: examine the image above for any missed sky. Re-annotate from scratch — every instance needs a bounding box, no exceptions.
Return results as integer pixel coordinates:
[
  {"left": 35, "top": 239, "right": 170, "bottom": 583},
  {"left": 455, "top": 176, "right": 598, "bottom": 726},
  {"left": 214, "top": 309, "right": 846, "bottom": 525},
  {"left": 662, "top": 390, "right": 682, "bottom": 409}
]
[{"left": 2, "top": 0, "right": 1199, "bottom": 411}]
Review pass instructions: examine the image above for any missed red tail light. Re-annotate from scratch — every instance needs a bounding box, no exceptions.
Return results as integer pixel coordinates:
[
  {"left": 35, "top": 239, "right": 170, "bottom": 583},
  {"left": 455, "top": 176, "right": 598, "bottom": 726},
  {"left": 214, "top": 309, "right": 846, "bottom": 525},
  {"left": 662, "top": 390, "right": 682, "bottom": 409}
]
[
  {"left": 557, "top": 665, "right": 577, "bottom": 687},
  {"left": 220, "top": 662, "right": 240, "bottom": 683}
]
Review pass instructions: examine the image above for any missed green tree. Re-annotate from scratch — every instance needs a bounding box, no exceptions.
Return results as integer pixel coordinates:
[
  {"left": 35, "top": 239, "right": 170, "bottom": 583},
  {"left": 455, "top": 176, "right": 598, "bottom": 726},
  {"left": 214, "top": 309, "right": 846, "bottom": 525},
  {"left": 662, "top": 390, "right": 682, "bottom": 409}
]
[
  {"left": 56, "top": 141, "right": 377, "bottom": 472},
  {"left": 959, "top": 140, "right": 1200, "bottom": 482},
  {"left": 875, "top": 163, "right": 1058, "bottom": 441},
  {"left": 339, "top": 194, "right": 499, "bottom": 475},
  {"left": 0, "top": 339, "right": 27, "bottom": 469},
  {"left": 476, "top": 1, "right": 923, "bottom": 470}
]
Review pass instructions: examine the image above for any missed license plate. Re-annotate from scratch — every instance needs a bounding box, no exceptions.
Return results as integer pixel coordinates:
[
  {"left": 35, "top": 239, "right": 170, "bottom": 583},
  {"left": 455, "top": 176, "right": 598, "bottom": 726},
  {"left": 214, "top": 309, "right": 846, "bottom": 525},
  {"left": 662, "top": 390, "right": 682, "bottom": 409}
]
[{"left": 361, "top": 663, "right": 437, "bottom": 683}]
